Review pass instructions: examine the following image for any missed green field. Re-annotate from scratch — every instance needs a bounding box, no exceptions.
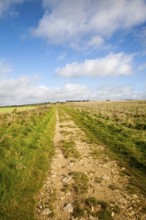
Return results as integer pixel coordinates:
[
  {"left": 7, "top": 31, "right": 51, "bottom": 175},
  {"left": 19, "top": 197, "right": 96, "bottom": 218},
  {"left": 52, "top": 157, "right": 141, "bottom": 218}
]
[{"left": 0, "top": 101, "right": 146, "bottom": 219}]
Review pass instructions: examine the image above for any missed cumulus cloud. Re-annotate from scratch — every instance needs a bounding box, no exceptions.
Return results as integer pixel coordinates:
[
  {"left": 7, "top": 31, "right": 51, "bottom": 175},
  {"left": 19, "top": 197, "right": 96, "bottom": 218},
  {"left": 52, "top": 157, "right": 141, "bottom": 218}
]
[
  {"left": 31, "top": 0, "right": 146, "bottom": 48},
  {"left": 56, "top": 52, "right": 133, "bottom": 77},
  {"left": 0, "top": 59, "right": 12, "bottom": 74}
]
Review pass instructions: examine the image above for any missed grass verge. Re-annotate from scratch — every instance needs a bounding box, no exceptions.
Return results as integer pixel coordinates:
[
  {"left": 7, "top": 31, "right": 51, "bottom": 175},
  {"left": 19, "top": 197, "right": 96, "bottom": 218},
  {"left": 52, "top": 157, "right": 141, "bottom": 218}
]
[{"left": 0, "top": 106, "right": 56, "bottom": 220}]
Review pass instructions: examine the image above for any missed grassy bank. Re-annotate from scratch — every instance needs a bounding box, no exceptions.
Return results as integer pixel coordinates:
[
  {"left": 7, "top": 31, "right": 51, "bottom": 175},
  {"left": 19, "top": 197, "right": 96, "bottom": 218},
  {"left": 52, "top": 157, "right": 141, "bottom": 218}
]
[
  {"left": 0, "top": 106, "right": 56, "bottom": 220},
  {"left": 62, "top": 104, "right": 146, "bottom": 195}
]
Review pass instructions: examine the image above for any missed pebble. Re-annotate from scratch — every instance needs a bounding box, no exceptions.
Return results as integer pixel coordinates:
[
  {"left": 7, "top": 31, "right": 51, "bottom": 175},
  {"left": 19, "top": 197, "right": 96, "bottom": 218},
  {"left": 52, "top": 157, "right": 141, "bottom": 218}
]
[
  {"left": 62, "top": 175, "right": 72, "bottom": 183},
  {"left": 119, "top": 198, "right": 128, "bottom": 205},
  {"left": 112, "top": 212, "right": 115, "bottom": 217},
  {"left": 63, "top": 203, "right": 73, "bottom": 213},
  {"left": 41, "top": 208, "right": 52, "bottom": 216},
  {"left": 128, "top": 210, "right": 136, "bottom": 217},
  {"left": 102, "top": 175, "right": 110, "bottom": 180},
  {"left": 69, "top": 162, "right": 74, "bottom": 167},
  {"left": 132, "top": 194, "right": 138, "bottom": 199}
]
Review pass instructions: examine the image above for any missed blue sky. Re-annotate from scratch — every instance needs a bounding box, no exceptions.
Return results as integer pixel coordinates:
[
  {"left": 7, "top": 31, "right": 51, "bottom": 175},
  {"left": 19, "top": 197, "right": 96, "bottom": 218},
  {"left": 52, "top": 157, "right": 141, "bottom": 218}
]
[{"left": 0, "top": 0, "right": 146, "bottom": 105}]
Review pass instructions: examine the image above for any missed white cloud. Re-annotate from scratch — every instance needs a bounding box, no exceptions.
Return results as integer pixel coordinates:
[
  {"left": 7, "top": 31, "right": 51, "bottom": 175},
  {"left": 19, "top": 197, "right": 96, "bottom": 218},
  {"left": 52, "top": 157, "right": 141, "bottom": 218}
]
[
  {"left": 31, "top": 0, "right": 146, "bottom": 48},
  {"left": 0, "top": 59, "right": 12, "bottom": 74},
  {"left": 0, "top": 76, "right": 92, "bottom": 105},
  {"left": 0, "top": 77, "right": 145, "bottom": 106},
  {"left": 87, "top": 36, "right": 104, "bottom": 48},
  {"left": 0, "top": 0, "right": 27, "bottom": 17},
  {"left": 56, "top": 52, "right": 133, "bottom": 77},
  {"left": 96, "top": 85, "right": 146, "bottom": 100}
]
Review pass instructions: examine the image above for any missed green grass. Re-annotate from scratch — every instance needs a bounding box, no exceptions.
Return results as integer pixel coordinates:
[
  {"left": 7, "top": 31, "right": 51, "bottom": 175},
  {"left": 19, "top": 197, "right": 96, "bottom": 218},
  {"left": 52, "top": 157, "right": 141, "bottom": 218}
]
[
  {"left": 62, "top": 104, "right": 146, "bottom": 195},
  {"left": 72, "top": 197, "right": 113, "bottom": 219},
  {"left": 85, "top": 198, "right": 113, "bottom": 219},
  {"left": 70, "top": 171, "right": 89, "bottom": 194},
  {"left": 0, "top": 106, "right": 56, "bottom": 220},
  {"left": 60, "top": 140, "right": 80, "bottom": 158}
]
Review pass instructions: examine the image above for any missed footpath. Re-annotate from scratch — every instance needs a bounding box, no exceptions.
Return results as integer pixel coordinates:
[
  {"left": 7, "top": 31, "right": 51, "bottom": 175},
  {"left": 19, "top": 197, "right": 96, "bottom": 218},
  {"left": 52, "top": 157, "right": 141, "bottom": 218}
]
[{"left": 35, "top": 110, "right": 146, "bottom": 220}]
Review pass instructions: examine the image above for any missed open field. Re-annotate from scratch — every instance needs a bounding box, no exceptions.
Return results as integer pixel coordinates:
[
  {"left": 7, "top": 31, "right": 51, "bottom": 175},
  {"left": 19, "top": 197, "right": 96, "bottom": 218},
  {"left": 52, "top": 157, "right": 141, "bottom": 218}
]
[
  {"left": 0, "top": 101, "right": 146, "bottom": 219},
  {"left": 0, "top": 106, "right": 38, "bottom": 114}
]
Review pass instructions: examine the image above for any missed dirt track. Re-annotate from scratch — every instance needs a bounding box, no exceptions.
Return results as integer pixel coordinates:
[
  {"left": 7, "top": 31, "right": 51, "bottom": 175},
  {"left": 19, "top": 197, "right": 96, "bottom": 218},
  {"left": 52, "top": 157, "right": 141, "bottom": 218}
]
[{"left": 35, "top": 110, "right": 146, "bottom": 220}]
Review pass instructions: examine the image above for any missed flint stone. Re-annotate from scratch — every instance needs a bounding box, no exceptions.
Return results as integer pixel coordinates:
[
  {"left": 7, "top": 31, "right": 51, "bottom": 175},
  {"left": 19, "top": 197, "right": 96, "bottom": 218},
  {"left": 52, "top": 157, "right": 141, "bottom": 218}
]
[
  {"left": 63, "top": 203, "right": 73, "bottom": 213},
  {"left": 41, "top": 208, "right": 52, "bottom": 216}
]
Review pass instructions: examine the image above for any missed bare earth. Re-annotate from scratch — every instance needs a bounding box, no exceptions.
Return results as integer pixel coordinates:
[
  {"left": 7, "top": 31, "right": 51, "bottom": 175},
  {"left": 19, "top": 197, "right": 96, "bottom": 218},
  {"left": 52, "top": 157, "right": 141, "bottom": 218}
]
[{"left": 35, "top": 111, "right": 146, "bottom": 220}]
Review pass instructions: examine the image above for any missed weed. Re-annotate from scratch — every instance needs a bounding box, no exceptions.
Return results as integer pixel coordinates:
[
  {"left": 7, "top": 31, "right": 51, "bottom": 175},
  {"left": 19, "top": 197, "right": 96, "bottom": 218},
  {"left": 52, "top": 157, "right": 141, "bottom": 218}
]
[
  {"left": 70, "top": 171, "right": 89, "bottom": 194},
  {"left": 84, "top": 197, "right": 113, "bottom": 219},
  {"left": 60, "top": 140, "right": 80, "bottom": 158},
  {"left": 97, "top": 210, "right": 113, "bottom": 220},
  {"left": 112, "top": 205, "right": 121, "bottom": 213},
  {"left": 108, "top": 184, "right": 119, "bottom": 190},
  {"left": 85, "top": 197, "right": 99, "bottom": 207},
  {"left": 72, "top": 202, "right": 85, "bottom": 218},
  {"left": 61, "top": 184, "right": 69, "bottom": 192},
  {"left": 60, "top": 130, "right": 71, "bottom": 136},
  {"left": 94, "top": 177, "right": 102, "bottom": 184}
]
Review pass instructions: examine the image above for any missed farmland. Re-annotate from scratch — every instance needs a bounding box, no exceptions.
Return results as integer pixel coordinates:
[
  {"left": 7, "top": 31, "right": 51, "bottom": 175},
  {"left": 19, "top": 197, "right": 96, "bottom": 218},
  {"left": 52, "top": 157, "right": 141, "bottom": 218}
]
[{"left": 0, "top": 101, "right": 146, "bottom": 220}]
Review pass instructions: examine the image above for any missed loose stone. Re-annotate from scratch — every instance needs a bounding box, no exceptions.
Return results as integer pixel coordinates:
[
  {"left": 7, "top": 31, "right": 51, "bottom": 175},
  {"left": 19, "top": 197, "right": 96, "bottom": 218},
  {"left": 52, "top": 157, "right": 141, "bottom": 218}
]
[
  {"left": 63, "top": 203, "right": 73, "bottom": 213},
  {"left": 41, "top": 208, "right": 52, "bottom": 216}
]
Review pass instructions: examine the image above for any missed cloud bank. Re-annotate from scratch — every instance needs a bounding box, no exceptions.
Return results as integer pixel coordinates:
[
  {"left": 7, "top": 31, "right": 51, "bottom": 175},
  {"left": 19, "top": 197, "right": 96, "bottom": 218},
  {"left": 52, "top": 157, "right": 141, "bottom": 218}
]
[
  {"left": 0, "top": 77, "right": 92, "bottom": 105},
  {"left": 0, "top": 76, "right": 145, "bottom": 106},
  {"left": 56, "top": 52, "right": 133, "bottom": 77}
]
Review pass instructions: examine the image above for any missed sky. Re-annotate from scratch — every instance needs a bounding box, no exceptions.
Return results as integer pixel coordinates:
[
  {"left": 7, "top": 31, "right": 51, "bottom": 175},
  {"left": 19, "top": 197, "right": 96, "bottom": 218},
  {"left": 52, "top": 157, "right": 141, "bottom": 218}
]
[{"left": 0, "top": 0, "right": 146, "bottom": 105}]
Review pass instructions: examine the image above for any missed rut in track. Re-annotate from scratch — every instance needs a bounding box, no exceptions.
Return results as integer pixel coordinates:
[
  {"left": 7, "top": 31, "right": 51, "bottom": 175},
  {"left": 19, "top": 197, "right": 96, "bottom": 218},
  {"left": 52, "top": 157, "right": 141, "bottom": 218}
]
[{"left": 35, "top": 110, "right": 146, "bottom": 220}]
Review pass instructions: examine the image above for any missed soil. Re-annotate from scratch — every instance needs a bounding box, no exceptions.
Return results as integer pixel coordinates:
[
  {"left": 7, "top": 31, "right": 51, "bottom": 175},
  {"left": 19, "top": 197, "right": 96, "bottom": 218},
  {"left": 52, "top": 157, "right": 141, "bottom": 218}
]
[{"left": 35, "top": 111, "right": 146, "bottom": 220}]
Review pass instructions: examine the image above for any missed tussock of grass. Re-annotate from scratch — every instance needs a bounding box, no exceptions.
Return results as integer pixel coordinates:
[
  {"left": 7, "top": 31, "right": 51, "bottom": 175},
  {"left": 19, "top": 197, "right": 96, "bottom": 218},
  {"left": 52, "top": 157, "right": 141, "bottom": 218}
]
[
  {"left": 85, "top": 198, "right": 113, "bottom": 219},
  {"left": 70, "top": 171, "right": 89, "bottom": 194},
  {"left": 60, "top": 140, "right": 80, "bottom": 158},
  {"left": 108, "top": 184, "right": 119, "bottom": 190},
  {"left": 72, "top": 197, "right": 113, "bottom": 219},
  {"left": 73, "top": 202, "right": 85, "bottom": 218}
]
